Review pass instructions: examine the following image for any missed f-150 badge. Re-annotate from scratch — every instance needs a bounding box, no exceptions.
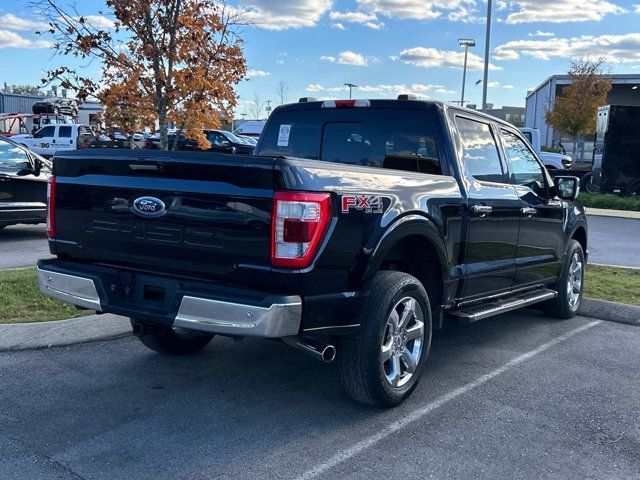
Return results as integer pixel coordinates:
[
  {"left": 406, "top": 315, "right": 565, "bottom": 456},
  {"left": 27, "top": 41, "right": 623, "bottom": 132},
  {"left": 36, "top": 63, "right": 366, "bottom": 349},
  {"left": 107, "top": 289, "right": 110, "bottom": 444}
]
[{"left": 341, "top": 195, "right": 384, "bottom": 214}]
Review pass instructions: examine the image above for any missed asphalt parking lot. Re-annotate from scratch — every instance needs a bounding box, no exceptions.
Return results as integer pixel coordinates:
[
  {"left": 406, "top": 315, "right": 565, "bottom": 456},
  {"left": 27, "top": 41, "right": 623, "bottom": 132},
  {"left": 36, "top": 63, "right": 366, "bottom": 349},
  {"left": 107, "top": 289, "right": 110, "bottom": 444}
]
[{"left": 1, "top": 311, "right": 638, "bottom": 480}]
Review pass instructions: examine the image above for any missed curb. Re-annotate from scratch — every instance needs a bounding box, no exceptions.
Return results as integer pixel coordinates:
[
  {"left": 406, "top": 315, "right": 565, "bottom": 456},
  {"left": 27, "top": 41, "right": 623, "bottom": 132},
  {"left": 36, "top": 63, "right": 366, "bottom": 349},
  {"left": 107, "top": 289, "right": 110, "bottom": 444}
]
[
  {"left": 0, "top": 314, "right": 131, "bottom": 353},
  {"left": 585, "top": 208, "right": 640, "bottom": 220},
  {"left": 578, "top": 298, "right": 640, "bottom": 326}
]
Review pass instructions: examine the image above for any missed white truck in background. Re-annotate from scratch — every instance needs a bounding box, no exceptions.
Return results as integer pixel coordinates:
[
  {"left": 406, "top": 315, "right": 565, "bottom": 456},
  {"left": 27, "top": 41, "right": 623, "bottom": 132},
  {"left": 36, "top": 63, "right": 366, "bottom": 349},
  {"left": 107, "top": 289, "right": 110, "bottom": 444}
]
[
  {"left": 12, "top": 124, "right": 96, "bottom": 158},
  {"left": 520, "top": 128, "right": 572, "bottom": 170}
]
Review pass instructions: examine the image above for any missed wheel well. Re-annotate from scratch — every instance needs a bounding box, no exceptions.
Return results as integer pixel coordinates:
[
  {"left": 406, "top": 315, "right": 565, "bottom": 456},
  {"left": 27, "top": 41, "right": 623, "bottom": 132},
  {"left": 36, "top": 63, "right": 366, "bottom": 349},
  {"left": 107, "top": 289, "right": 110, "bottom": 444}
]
[
  {"left": 379, "top": 235, "right": 443, "bottom": 314},
  {"left": 572, "top": 226, "right": 587, "bottom": 253}
]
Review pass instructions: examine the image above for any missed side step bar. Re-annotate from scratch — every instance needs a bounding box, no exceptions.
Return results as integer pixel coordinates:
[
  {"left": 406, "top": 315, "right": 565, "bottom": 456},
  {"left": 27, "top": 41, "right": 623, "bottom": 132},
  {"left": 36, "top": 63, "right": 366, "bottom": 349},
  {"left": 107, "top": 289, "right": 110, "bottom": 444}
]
[{"left": 449, "top": 288, "right": 557, "bottom": 323}]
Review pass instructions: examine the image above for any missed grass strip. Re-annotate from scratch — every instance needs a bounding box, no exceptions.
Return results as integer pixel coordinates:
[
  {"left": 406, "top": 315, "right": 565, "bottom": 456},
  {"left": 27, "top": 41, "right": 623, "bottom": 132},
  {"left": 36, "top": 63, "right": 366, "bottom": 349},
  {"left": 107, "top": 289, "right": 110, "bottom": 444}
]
[
  {"left": 584, "top": 264, "right": 640, "bottom": 307},
  {"left": 0, "top": 268, "right": 93, "bottom": 324}
]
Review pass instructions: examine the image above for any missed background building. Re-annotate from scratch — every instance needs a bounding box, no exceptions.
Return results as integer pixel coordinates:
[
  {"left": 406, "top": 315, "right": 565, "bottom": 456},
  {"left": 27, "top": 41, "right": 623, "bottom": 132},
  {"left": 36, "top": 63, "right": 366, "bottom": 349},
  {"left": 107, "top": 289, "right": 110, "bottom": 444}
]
[{"left": 525, "top": 74, "right": 640, "bottom": 160}]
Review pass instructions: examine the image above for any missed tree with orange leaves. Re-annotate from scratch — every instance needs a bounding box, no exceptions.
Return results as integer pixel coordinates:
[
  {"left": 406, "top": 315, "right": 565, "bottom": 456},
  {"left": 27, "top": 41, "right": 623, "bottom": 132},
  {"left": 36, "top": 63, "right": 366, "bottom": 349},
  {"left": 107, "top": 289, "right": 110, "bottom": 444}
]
[{"left": 34, "top": 0, "right": 247, "bottom": 150}]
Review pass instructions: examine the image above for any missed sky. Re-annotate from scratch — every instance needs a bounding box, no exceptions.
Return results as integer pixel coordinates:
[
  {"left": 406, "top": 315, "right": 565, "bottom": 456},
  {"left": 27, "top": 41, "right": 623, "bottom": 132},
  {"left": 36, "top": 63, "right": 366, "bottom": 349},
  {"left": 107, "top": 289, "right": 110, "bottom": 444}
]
[{"left": 1, "top": 0, "right": 640, "bottom": 117}]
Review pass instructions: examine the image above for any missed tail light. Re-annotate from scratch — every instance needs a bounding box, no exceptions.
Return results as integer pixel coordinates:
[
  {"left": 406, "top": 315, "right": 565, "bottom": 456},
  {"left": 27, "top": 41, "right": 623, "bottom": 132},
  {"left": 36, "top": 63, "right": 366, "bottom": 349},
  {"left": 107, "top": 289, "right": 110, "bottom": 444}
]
[
  {"left": 271, "top": 191, "right": 332, "bottom": 268},
  {"left": 46, "top": 175, "right": 56, "bottom": 238}
]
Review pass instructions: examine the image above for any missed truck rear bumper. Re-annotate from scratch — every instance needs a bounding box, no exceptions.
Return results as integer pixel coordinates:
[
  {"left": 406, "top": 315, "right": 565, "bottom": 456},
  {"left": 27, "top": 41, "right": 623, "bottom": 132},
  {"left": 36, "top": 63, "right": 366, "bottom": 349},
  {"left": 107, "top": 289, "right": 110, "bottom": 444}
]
[{"left": 36, "top": 260, "right": 302, "bottom": 338}]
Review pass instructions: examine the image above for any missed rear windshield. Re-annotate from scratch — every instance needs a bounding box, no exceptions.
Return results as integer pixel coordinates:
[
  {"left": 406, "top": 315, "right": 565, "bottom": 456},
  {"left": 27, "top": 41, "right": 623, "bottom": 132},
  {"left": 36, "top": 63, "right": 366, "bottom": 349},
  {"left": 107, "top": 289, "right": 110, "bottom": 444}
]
[{"left": 257, "top": 108, "right": 441, "bottom": 174}]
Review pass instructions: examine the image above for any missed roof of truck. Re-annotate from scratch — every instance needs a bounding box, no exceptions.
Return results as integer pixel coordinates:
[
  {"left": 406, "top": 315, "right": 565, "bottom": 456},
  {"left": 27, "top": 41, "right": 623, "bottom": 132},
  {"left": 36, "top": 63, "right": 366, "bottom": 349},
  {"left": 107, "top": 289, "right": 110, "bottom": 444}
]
[{"left": 273, "top": 98, "right": 517, "bottom": 129}]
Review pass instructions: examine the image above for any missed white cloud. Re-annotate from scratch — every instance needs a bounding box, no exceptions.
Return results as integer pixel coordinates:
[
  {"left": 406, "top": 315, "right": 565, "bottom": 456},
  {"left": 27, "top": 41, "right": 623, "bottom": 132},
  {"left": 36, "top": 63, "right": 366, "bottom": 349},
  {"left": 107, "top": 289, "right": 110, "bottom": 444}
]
[
  {"left": 331, "top": 22, "right": 346, "bottom": 29},
  {"left": 237, "top": 0, "right": 332, "bottom": 30},
  {"left": 329, "top": 10, "right": 384, "bottom": 29},
  {"left": 246, "top": 69, "right": 271, "bottom": 78},
  {"left": 77, "top": 15, "right": 116, "bottom": 29},
  {"left": 306, "top": 83, "right": 456, "bottom": 98},
  {"left": 356, "top": 0, "right": 476, "bottom": 21},
  {"left": 488, "top": 81, "right": 515, "bottom": 89},
  {"left": 494, "top": 33, "right": 640, "bottom": 64},
  {"left": 0, "top": 29, "right": 52, "bottom": 49},
  {"left": 0, "top": 13, "right": 49, "bottom": 31},
  {"left": 504, "top": 0, "right": 624, "bottom": 24},
  {"left": 398, "top": 47, "right": 502, "bottom": 71},
  {"left": 634, "top": 4, "right": 640, "bottom": 13},
  {"left": 321, "top": 50, "right": 370, "bottom": 66},
  {"left": 528, "top": 30, "right": 555, "bottom": 37}
]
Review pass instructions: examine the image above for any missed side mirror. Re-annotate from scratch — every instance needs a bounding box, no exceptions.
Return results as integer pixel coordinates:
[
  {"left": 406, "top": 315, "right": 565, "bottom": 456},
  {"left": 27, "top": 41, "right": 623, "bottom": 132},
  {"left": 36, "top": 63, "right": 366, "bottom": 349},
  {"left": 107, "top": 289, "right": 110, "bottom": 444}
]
[
  {"left": 555, "top": 176, "right": 580, "bottom": 200},
  {"left": 33, "top": 157, "right": 42, "bottom": 176}
]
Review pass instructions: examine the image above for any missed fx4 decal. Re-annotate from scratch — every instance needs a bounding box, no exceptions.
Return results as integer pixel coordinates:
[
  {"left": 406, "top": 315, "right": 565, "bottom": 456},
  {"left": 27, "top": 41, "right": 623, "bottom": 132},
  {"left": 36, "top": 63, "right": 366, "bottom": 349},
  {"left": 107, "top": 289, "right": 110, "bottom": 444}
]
[{"left": 341, "top": 195, "right": 384, "bottom": 214}]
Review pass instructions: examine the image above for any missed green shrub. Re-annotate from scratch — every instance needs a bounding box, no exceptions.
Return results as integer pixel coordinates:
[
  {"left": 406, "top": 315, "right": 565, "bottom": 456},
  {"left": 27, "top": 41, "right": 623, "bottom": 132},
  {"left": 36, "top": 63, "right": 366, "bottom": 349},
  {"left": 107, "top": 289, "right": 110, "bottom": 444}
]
[{"left": 577, "top": 193, "right": 640, "bottom": 212}]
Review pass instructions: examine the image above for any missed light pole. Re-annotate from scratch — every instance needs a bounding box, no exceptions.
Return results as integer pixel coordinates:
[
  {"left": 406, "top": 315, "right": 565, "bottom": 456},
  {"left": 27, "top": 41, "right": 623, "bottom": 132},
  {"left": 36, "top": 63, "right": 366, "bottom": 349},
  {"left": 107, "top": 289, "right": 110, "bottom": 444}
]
[
  {"left": 481, "top": 0, "right": 493, "bottom": 112},
  {"left": 344, "top": 83, "right": 358, "bottom": 99},
  {"left": 458, "top": 39, "right": 476, "bottom": 107}
]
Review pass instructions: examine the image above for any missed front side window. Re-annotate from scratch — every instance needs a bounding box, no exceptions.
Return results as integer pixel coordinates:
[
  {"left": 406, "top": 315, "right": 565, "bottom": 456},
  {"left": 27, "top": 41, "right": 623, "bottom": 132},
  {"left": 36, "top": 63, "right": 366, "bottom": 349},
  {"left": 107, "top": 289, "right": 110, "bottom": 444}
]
[
  {"left": 455, "top": 117, "right": 505, "bottom": 183},
  {"left": 34, "top": 126, "right": 55, "bottom": 138},
  {"left": 501, "top": 130, "right": 546, "bottom": 195},
  {"left": 0, "top": 140, "right": 30, "bottom": 171}
]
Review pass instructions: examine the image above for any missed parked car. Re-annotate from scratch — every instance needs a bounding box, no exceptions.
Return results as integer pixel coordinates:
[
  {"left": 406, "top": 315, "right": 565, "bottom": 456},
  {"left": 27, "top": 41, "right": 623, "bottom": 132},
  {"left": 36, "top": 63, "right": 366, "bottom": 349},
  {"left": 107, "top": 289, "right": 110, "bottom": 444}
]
[
  {"left": 233, "top": 120, "right": 266, "bottom": 138},
  {"left": 238, "top": 135, "right": 258, "bottom": 146},
  {"left": 12, "top": 124, "right": 96, "bottom": 157},
  {"left": 520, "top": 128, "right": 572, "bottom": 170},
  {"left": 145, "top": 129, "right": 254, "bottom": 154},
  {"left": 38, "top": 98, "right": 587, "bottom": 407},
  {"left": 32, "top": 97, "right": 79, "bottom": 117},
  {"left": 0, "top": 135, "right": 50, "bottom": 229}
]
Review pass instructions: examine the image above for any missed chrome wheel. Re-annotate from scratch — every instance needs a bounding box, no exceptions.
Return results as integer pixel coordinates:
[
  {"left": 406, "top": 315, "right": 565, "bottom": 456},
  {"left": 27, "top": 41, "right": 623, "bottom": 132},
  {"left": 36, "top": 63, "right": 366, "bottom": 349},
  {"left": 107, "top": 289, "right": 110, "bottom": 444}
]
[
  {"left": 567, "top": 252, "right": 583, "bottom": 308},
  {"left": 380, "top": 296, "right": 425, "bottom": 388}
]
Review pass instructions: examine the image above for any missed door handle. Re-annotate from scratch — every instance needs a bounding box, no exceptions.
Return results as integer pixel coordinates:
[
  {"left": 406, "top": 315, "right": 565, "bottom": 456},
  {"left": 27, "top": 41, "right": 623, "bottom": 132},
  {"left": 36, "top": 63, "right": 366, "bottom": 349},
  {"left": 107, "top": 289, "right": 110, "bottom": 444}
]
[
  {"left": 521, "top": 207, "right": 537, "bottom": 217},
  {"left": 470, "top": 204, "right": 493, "bottom": 216}
]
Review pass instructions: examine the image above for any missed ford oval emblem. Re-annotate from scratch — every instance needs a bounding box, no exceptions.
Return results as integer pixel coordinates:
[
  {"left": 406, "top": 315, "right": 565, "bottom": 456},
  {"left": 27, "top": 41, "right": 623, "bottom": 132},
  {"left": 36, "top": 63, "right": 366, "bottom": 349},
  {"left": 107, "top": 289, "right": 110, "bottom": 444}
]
[{"left": 132, "top": 196, "right": 166, "bottom": 218}]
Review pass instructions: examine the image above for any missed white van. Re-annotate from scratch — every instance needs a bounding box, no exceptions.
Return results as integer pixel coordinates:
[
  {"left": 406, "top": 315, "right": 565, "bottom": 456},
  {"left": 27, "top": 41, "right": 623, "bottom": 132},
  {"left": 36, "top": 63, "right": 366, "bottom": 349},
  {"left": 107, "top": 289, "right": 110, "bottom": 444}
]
[{"left": 13, "top": 124, "right": 96, "bottom": 157}]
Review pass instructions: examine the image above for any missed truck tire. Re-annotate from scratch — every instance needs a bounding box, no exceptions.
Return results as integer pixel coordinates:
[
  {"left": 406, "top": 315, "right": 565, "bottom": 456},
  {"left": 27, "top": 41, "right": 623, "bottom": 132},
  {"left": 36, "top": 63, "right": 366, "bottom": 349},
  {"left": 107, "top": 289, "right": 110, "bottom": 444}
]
[
  {"left": 541, "top": 240, "right": 585, "bottom": 319},
  {"left": 132, "top": 320, "right": 214, "bottom": 356},
  {"left": 339, "top": 271, "right": 432, "bottom": 407}
]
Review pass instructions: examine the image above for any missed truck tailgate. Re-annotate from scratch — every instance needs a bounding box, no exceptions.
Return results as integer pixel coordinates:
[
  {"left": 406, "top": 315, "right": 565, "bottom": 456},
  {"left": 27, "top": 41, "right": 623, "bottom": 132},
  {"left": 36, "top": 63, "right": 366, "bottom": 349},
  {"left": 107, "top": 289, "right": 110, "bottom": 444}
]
[{"left": 51, "top": 150, "right": 275, "bottom": 283}]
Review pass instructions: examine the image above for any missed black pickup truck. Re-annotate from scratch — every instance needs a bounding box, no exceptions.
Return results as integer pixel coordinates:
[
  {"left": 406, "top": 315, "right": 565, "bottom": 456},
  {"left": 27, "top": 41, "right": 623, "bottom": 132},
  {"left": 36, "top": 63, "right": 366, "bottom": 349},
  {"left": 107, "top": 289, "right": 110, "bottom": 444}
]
[{"left": 37, "top": 98, "right": 587, "bottom": 407}]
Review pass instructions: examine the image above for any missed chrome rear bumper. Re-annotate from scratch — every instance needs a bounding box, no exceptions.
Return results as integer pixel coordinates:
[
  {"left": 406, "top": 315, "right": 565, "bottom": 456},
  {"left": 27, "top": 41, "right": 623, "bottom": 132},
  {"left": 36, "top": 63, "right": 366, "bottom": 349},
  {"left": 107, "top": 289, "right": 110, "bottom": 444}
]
[
  {"left": 37, "top": 267, "right": 103, "bottom": 311},
  {"left": 173, "top": 296, "right": 301, "bottom": 337},
  {"left": 36, "top": 266, "right": 302, "bottom": 338}
]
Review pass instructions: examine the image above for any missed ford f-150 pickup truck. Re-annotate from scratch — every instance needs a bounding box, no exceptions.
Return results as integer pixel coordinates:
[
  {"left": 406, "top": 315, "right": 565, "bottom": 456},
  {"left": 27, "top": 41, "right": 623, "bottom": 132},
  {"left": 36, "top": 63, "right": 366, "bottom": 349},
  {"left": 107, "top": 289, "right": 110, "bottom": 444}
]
[{"left": 37, "top": 98, "right": 588, "bottom": 407}]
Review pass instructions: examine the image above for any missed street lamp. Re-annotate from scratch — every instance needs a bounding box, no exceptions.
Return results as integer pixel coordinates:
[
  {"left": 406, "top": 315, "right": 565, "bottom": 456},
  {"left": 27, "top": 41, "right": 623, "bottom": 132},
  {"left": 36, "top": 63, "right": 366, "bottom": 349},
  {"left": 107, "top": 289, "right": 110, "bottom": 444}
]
[
  {"left": 481, "top": 0, "right": 493, "bottom": 112},
  {"left": 458, "top": 38, "right": 476, "bottom": 107},
  {"left": 344, "top": 83, "right": 358, "bottom": 99}
]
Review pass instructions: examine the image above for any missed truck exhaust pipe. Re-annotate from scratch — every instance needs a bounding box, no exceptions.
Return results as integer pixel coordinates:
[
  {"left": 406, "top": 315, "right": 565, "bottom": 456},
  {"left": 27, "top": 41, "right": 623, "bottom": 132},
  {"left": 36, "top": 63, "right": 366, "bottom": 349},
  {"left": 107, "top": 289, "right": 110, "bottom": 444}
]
[{"left": 283, "top": 336, "right": 336, "bottom": 363}]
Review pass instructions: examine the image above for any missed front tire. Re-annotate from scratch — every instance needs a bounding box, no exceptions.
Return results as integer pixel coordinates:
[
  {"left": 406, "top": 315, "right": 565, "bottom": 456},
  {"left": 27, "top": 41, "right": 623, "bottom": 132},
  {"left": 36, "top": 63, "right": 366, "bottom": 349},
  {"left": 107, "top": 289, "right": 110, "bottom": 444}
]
[
  {"left": 541, "top": 239, "right": 585, "bottom": 319},
  {"left": 339, "top": 271, "right": 432, "bottom": 407},
  {"left": 132, "top": 320, "right": 214, "bottom": 355}
]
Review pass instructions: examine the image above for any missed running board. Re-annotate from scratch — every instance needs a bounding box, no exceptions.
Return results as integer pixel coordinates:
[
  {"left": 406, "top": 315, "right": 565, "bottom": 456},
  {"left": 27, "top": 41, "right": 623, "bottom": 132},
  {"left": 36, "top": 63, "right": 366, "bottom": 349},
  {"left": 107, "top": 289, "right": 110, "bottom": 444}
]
[{"left": 449, "top": 289, "right": 558, "bottom": 323}]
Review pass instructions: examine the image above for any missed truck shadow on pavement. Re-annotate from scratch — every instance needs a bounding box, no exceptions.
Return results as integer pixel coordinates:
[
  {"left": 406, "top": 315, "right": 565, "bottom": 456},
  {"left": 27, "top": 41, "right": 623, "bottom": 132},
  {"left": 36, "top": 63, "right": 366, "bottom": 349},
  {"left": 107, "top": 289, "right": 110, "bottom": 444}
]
[{"left": 1, "top": 309, "right": 607, "bottom": 479}]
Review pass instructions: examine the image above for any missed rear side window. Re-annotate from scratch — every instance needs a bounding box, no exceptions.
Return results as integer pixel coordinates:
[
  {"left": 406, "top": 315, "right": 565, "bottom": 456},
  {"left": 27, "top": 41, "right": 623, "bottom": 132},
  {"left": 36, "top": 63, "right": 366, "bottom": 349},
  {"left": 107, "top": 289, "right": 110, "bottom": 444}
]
[
  {"left": 258, "top": 109, "right": 440, "bottom": 174},
  {"left": 58, "top": 126, "right": 72, "bottom": 138},
  {"left": 455, "top": 116, "right": 505, "bottom": 183}
]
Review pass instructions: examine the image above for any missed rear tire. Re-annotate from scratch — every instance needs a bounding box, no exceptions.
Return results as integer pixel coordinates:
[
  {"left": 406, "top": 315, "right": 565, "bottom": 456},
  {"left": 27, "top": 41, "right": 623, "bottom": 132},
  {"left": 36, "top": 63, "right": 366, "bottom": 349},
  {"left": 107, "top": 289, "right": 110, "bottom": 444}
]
[
  {"left": 339, "top": 271, "right": 432, "bottom": 408},
  {"left": 541, "top": 240, "right": 585, "bottom": 319},
  {"left": 132, "top": 320, "right": 214, "bottom": 355}
]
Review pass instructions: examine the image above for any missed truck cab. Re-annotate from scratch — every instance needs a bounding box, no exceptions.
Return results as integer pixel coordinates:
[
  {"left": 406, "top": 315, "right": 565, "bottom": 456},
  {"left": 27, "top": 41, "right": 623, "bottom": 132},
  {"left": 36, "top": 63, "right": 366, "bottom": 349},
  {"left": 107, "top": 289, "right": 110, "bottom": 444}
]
[{"left": 14, "top": 124, "right": 96, "bottom": 157}]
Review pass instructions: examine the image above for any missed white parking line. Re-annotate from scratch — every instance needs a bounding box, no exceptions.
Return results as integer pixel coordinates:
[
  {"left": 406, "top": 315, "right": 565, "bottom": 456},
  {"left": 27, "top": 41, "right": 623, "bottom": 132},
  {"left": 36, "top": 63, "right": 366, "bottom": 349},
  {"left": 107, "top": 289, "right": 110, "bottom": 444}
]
[{"left": 295, "top": 319, "right": 603, "bottom": 480}]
